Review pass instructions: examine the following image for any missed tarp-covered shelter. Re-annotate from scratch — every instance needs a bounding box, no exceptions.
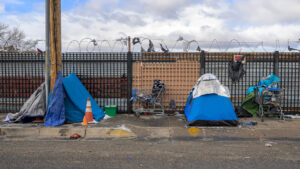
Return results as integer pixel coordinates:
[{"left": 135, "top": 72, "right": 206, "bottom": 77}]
[
  {"left": 4, "top": 83, "right": 46, "bottom": 123},
  {"left": 42, "top": 72, "right": 105, "bottom": 125},
  {"left": 63, "top": 73, "right": 105, "bottom": 123},
  {"left": 184, "top": 74, "right": 238, "bottom": 126},
  {"left": 44, "top": 71, "right": 65, "bottom": 126},
  {"left": 5, "top": 72, "right": 105, "bottom": 125}
]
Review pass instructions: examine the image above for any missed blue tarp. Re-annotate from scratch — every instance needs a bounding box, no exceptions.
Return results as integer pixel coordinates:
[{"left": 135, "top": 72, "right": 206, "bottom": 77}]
[
  {"left": 63, "top": 73, "right": 105, "bottom": 122},
  {"left": 44, "top": 71, "right": 65, "bottom": 126},
  {"left": 247, "top": 74, "right": 280, "bottom": 95}
]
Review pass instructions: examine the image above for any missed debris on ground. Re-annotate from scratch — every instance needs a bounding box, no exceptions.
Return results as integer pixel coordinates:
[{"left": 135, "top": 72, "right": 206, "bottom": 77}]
[
  {"left": 69, "top": 133, "right": 81, "bottom": 139},
  {"left": 265, "top": 143, "right": 272, "bottom": 147},
  {"left": 32, "top": 117, "right": 44, "bottom": 123},
  {"left": 284, "top": 115, "right": 300, "bottom": 119},
  {"left": 103, "top": 114, "right": 112, "bottom": 120},
  {"left": 114, "top": 124, "right": 131, "bottom": 132},
  {"left": 152, "top": 115, "right": 163, "bottom": 120},
  {"left": 175, "top": 112, "right": 184, "bottom": 117},
  {"left": 243, "top": 121, "right": 257, "bottom": 126},
  {"left": 264, "top": 141, "right": 276, "bottom": 147}
]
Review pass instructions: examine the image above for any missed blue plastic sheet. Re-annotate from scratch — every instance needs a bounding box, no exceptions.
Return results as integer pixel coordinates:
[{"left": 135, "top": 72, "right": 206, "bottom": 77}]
[
  {"left": 44, "top": 71, "right": 66, "bottom": 126},
  {"left": 247, "top": 74, "right": 280, "bottom": 95},
  {"left": 63, "top": 73, "right": 105, "bottom": 122}
]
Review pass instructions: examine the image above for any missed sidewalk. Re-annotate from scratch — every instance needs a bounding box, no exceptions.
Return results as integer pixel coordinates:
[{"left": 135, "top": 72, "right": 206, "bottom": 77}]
[{"left": 0, "top": 113, "right": 300, "bottom": 141}]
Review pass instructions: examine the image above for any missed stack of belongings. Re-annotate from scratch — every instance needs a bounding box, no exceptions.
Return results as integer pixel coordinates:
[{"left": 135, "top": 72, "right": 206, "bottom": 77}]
[
  {"left": 237, "top": 74, "right": 280, "bottom": 117},
  {"left": 152, "top": 80, "right": 165, "bottom": 98}
]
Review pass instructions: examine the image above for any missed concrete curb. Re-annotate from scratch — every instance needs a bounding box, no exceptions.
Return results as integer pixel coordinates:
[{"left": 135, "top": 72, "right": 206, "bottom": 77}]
[
  {"left": 0, "top": 127, "right": 136, "bottom": 139},
  {"left": 1, "top": 126, "right": 300, "bottom": 141}
]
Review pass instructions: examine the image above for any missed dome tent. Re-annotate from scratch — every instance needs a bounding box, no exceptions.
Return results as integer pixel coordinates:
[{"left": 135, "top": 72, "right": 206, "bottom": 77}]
[{"left": 184, "top": 74, "right": 238, "bottom": 126}]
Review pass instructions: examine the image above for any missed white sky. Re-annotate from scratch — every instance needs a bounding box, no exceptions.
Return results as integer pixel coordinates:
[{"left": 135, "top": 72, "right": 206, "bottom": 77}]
[{"left": 1, "top": 0, "right": 300, "bottom": 52}]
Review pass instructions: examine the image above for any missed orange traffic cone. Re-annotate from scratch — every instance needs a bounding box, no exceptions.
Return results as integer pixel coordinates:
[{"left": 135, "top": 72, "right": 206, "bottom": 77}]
[
  {"left": 85, "top": 98, "right": 94, "bottom": 123},
  {"left": 81, "top": 116, "right": 87, "bottom": 126}
]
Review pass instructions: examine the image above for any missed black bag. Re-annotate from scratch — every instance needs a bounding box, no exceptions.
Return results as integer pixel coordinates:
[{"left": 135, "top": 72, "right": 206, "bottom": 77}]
[
  {"left": 152, "top": 80, "right": 165, "bottom": 97},
  {"left": 228, "top": 55, "right": 247, "bottom": 83}
]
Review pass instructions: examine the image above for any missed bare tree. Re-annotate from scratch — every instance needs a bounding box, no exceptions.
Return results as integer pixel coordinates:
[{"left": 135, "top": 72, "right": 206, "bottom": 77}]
[{"left": 0, "top": 23, "right": 38, "bottom": 52}]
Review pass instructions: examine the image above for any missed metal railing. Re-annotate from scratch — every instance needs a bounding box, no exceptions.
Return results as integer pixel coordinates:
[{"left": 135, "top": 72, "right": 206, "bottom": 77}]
[{"left": 0, "top": 51, "right": 299, "bottom": 114}]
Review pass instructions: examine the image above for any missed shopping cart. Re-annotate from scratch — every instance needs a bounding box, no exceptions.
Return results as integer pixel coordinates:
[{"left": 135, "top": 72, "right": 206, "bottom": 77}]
[
  {"left": 255, "top": 83, "right": 284, "bottom": 122},
  {"left": 131, "top": 87, "right": 165, "bottom": 117}
]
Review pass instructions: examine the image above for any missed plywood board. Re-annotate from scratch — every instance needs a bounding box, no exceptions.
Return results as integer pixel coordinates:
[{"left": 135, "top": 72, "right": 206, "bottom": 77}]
[{"left": 132, "top": 60, "right": 200, "bottom": 111}]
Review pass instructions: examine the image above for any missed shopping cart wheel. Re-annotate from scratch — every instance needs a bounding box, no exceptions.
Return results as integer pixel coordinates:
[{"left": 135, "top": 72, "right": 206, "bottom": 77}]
[
  {"left": 280, "top": 112, "right": 284, "bottom": 120},
  {"left": 280, "top": 114, "right": 284, "bottom": 120},
  {"left": 135, "top": 112, "right": 140, "bottom": 118},
  {"left": 279, "top": 107, "right": 284, "bottom": 120},
  {"left": 258, "top": 106, "right": 264, "bottom": 122}
]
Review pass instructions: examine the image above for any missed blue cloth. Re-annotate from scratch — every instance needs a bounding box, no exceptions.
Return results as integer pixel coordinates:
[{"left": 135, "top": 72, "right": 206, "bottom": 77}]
[
  {"left": 247, "top": 74, "right": 280, "bottom": 95},
  {"left": 247, "top": 86, "right": 263, "bottom": 96},
  {"left": 257, "top": 74, "right": 279, "bottom": 87},
  {"left": 63, "top": 73, "right": 105, "bottom": 122},
  {"left": 44, "top": 71, "right": 66, "bottom": 126},
  {"left": 185, "top": 94, "right": 237, "bottom": 122},
  {"left": 132, "top": 88, "right": 138, "bottom": 101}
]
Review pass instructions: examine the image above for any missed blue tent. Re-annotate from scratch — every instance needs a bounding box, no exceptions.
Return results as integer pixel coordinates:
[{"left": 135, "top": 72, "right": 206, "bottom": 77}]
[
  {"left": 63, "top": 73, "right": 105, "bottom": 123},
  {"left": 184, "top": 74, "right": 238, "bottom": 126}
]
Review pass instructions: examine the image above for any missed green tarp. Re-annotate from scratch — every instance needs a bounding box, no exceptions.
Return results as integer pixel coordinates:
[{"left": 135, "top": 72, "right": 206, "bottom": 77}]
[{"left": 241, "top": 91, "right": 258, "bottom": 116}]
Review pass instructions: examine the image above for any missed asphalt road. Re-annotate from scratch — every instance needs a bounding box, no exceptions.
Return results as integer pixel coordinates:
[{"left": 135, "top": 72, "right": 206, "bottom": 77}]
[{"left": 0, "top": 138, "right": 299, "bottom": 169}]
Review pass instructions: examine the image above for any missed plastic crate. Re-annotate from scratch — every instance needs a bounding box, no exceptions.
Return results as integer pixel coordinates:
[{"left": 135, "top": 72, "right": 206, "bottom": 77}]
[{"left": 104, "top": 105, "right": 117, "bottom": 116}]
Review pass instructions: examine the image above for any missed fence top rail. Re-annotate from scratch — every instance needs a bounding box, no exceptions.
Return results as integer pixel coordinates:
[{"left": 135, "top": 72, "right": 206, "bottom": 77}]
[
  {"left": 1, "top": 51, "right": 299, "bottom": 55},
  {"left": 1, "top": 52, "right": 299, "bottom": 62},
  {"left": 139, "top": 52, "right": 300, "bottom": 62},
  {"left": 140, "top": 51, "right": 300, "bottom": 55},
  {"left": 142, "top": 52, "right": 201, "bottom": 57}
]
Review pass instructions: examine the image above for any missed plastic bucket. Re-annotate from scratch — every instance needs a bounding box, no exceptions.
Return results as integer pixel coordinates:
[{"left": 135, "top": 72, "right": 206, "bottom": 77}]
[{"left": 104, "top": 105, "right": 117, "bottom": 116}]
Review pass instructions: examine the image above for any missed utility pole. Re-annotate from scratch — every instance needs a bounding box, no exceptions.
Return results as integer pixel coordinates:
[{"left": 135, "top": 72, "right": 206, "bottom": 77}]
[{"left": 49, "top": 0, "right": 62, "bottom": 93}]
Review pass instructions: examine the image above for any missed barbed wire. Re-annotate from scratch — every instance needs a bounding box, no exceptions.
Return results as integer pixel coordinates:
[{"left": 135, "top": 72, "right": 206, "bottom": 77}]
[
  {"left": 2, "top": 34, "right": 299, "bottom": 53},
  {"left": 65, "top": 37, "right": 127, "bottom": 52},
  {"left": 63, "top": 37, "right": 300, "bottom": 53}
]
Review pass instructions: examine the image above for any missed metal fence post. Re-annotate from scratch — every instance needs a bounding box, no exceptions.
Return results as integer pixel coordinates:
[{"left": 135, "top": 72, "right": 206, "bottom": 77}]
[
  {"left": 45, "top": 0, "right": 50, "bottom": 109},
  {"left": 127, "top": 51, "right": 133, "bottom": 113},
  {"left": 200, "top": 50, "right": 206, "bottom": 75},
  {"left": 273, "top": 51, "right": 279, "bottom": 76},
  {"left": 298, "top": 52, "right": 300, "bottom": 113}
]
